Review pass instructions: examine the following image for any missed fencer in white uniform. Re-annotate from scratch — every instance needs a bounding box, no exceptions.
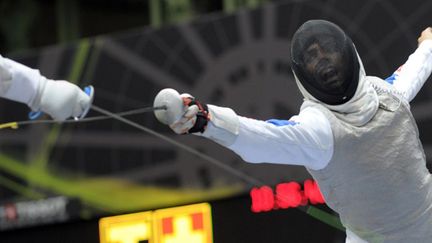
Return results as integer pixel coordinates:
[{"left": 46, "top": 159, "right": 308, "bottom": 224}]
[
  {"left": 0, "top": 55, "right": 91, "bottom": 121},
  {"left": 156, "top": 21, "right": 432, "bottom": 242}
]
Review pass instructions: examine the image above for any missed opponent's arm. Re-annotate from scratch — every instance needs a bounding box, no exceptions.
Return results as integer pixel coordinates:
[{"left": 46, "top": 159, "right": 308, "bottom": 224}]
[
  {"left": 154, "top": 89, "right": 333, "bottom": 170},
  {"left": 0, "top": 55, "right": 91, "bottom": 121},
  {"left": 385, "top": 27, "right": 432, "bottom": 102}
]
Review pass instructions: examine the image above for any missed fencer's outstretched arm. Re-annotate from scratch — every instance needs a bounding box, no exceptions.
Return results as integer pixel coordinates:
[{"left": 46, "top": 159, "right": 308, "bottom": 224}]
[
  {"left": 156, "top": 28, "right": 432, "bottom": 171},
  {"left": 201, "top": 105, "right": 333, "bottom": 170},
  {"left": 155, "top": 90, "right": 333, "bottom": 170},
  {"left": 0, "top": 55, "right": 91, "bottom": 121},
  {"left": 386, "top": 27, "right": 432, "bottom": 102}
]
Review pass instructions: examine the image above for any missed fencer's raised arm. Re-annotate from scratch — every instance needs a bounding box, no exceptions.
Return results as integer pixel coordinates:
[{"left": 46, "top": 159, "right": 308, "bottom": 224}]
[
  {"left": 385, "top": 27, "right": 432, "bottom": 102},
  {"left": 154, "top": 89, "right": 333, "bottom": 170},
  {"left": 0, "top": 55, "right": 92, "bottom": 121}
]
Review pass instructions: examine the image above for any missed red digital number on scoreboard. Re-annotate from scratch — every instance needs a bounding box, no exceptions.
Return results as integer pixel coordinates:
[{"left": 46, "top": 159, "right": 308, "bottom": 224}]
[{"left": 250, "top": 179, "right": 325, "bottom": 213}]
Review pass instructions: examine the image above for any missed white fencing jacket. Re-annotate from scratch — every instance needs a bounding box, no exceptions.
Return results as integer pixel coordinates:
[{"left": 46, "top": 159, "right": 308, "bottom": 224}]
[
  {"left": 202, "top": 40, "right": 432, "bottom": 171},
  {"left": 200, "top": 40, "right": 432, "bottom": 243}
]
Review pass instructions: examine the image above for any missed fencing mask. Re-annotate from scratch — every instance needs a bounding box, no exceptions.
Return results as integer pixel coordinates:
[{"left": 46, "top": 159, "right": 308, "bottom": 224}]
[{"left": 291, "top": 19, "right": 360, "bottom": 105}]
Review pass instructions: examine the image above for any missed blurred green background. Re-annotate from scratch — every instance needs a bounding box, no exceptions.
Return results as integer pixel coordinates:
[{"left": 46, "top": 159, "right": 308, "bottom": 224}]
[{"left": 0, "top": 0, "right": 267, "bottom": 54}]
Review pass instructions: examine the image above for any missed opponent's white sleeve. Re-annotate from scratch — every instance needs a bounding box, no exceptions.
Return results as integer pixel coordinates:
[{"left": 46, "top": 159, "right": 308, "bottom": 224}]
[
  {"left": 201, "top": 105, "right": 334, "bottom": 170},
  {"left": 0, "top": 55, "right": 44, "bottom": 108},
  {"left": 387, "top": 39, "right": 432, "bottom": 102}
]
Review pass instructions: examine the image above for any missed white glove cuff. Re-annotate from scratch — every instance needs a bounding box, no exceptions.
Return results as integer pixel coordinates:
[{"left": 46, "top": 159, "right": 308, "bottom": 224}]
[
  {"left": 0, "top": 57, "right": 45, "bottom": 109},
  {"left": 0, "top": 56, "right": 13, "bottom": 95},
  {"left": 198, "top": 105, "right": 239, "bottom": 146},
  {"left": 28, "top": 76, "right": 48, "bottom": 111}
]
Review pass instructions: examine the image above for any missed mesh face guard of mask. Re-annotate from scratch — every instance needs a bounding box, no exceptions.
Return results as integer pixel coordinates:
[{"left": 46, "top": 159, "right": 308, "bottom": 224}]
[{"left": 291, "top": 19, "right": 360, "bottom": 105}]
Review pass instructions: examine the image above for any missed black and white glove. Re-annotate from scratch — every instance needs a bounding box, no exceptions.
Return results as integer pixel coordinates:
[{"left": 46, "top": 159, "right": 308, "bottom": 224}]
[{"left": 153, "top": 88, "right": 209, "bottom": 134}]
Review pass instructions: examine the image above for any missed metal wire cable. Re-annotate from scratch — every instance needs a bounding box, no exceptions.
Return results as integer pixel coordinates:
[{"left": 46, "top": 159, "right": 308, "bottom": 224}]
[
  {"left": 8, "top": 106, "right": 167, "bottom": 127},
  {"left": 0, "top": 103, "right": 341, "bottom": 230},
  {"left": 90, "top": 104, "right": 343, "bottom": 230},
  {"left": 90, "top": 104, "right": 265, "bottom": 186}
]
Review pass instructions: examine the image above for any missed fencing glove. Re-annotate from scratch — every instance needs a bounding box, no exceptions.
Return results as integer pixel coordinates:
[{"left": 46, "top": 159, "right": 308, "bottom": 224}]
[
  {"left": 153, "top": 88, "right": 209, "bottom": 134},
  {"left": 34, "top": 79, "right": 92, "bottom": 121}
]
